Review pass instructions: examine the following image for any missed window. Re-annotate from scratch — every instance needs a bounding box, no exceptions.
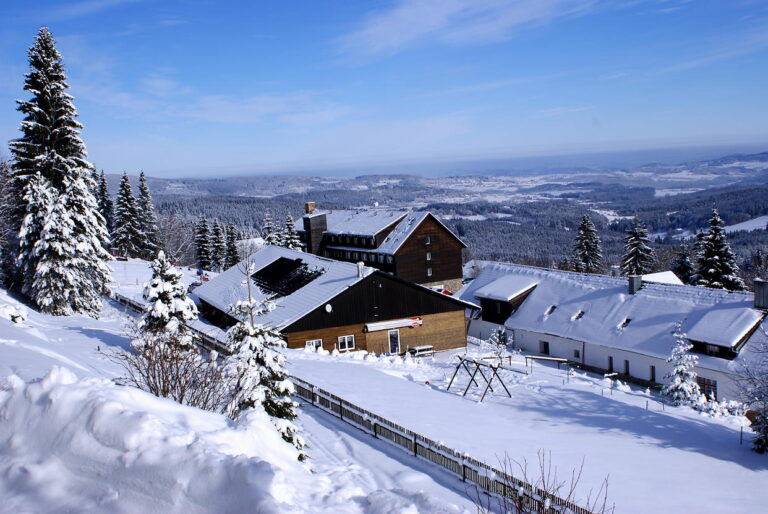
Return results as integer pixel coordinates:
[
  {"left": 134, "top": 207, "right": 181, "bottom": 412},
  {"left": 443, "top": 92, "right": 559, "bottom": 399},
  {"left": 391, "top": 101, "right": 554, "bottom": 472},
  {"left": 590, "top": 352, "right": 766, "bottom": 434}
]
[
  {"left": 388, "top": 330, "right": 400, "bottom": 354},
  {"left": 573, "top": 349, "right": 580, "bottom": 359},
  {"left": 344, "top": 251, "right": 351, "bottom": 259},
  {"left": 426, "top": 252, "right": 432, "bottom": 261},
  {"left": 353, "top": 252, "right": 359, "bottom": 260},
  {"left": 378, "top": 254, "right": 385, "bottom": 263},
  {"left": 696, "top": 377, "right": 718, "bottom": 400},
  {"left": 620, "top": 318, "right": 632, "bottom": 328},
  {"left": 706, "top": 344, "right": 719, "bottom": 356},
  {"left": 650, "top": 365, "right": 656, "bottom": 382},
  {"left": 573, "top": 310, "right": 585, "bottom": 320},
  {"left": 545, "top": 305, "right": 557, "bottom": 315},
  {"left": 427, "top": 267, "right": 433, "bottom": 277},
  {"left": 624, "top": 360, "right": 630, "bottom": 375},
  {"left": 251, "top": 257, "right": 323, "bottom": 297},
  {"left": 539, "top": 341, "right": 550, "bottom": 355},
  {"left": 386, "top": 255, "right": 393, "bottom": 264},
  {"left": 338, "top": 335, "right": 355, "bottom": 351},
  {"left": 608, "top": 356, "right": 614, "bottom": 372},
  {"left": 425, "top": 235, "right": 431, "bottom": 245},
  {"left": 305, "top": 339, "right": 322, "bottom": 350}
]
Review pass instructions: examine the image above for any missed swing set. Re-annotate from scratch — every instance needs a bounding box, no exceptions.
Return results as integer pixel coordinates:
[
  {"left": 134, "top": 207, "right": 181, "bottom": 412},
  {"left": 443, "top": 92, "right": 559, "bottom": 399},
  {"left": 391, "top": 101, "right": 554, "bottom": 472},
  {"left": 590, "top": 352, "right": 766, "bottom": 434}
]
[{"left": 446, "top": 356, "right": 527, "bottom": 402}]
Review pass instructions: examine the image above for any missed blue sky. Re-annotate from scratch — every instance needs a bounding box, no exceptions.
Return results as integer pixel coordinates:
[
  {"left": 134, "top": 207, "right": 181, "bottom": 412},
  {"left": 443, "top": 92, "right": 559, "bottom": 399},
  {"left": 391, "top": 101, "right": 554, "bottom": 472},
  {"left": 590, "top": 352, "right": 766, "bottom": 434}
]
[{"left": 1, "top": 0, "right": 768, "bottom": 177}]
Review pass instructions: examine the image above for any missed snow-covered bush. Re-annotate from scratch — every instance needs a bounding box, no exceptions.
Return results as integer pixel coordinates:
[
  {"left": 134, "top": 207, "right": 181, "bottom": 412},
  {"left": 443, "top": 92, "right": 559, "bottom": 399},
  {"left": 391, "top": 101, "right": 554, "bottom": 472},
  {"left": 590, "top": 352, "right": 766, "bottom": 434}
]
[
  {"left": 1, "top": 304, "right": 27, "bottom": 323},
  {"left": 737, "top": 338, "right": 768, "bottom": 452},
  {"left": 487, "top": 328, "right": 507, "bottom": 359},
  {"left": 662, "top": 326, "right": 705, "bottom": 407}
]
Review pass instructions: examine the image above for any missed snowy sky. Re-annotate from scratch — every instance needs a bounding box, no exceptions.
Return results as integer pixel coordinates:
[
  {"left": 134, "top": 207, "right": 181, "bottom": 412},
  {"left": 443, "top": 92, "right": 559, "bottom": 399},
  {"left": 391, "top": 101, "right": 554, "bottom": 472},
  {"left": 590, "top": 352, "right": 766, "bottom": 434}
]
[{"left": 1, "top": 0, "right": 768, "bottom": 177}]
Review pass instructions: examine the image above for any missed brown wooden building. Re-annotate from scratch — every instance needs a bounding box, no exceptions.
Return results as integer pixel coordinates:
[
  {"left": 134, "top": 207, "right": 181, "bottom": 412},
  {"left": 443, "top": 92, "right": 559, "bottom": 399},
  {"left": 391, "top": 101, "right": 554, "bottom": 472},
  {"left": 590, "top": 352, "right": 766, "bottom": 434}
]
[
  {"left": 194, "top": 245, "right": 474, "bottom": 354},
  {"left": 298, "top": 203, "right": 466, "bottom": 289}
]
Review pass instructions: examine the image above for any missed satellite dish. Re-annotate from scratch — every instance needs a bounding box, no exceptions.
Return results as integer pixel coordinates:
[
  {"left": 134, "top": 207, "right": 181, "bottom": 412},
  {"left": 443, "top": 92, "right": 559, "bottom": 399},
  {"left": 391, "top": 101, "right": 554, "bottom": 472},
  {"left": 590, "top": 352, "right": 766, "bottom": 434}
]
[{"left": 325, "top": 303, "right": 333, "bottom": 313}]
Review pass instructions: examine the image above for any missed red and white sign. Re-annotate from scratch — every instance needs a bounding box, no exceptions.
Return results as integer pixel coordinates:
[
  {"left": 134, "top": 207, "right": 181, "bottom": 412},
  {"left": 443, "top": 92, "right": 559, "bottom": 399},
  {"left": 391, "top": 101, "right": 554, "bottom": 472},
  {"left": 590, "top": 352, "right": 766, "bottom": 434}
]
[{"left": 365, "top": 317, "right": 423, "bottom": 332}]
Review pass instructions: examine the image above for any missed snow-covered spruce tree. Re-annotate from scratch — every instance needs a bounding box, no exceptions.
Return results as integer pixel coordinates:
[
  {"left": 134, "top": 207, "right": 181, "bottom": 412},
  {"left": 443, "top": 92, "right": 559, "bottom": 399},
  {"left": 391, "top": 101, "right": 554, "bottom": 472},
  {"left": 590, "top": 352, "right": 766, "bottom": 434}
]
[
  {"left": 224, "top": 223, "right": 240, "bottom": 269},
  {"left": 17, "top": 173, "right": 53, "bottom": 296},
  {"left": 573, "top": 215, "right": 604, "bottom": 274},
  {"left": 139, "top": 250, "right": 198, "bottom": 347},
  {"left": 224, "top": 263, "right": 304, "bottom": 458},
  {"left": 620, "top": 218, "right": 655, "bottom": 276},
  {"left": 137, "top": 171, "right": 160, "bottom": 259},
  {"left": 210, "top": 221, "right": 226, "bottom": 271},
  {"left": 283, "top": 214, "right": 302, "bottom": 251},
  {"left": 737, "top": 339, "right": 768, "bottom": 453},
  {"left": 194, "top": 217, "right": 212, "bottom": 270},
  {"left": 695, "top": 209, "right": 745, "bottom": 291},
  {"left": 671, "top": 249, "right": 695, "bottom": 285},
  {"left": 8, "top": 27, "right": 108, "bottom": 298},
  {"left": 262, "top": 211, "right": 281, "bottom": 246},
  {"left": 662, "top": 326, "right": 705, "bottom": 407},
  {"left": 96, "top": 170, "right": 114, "bottom": 235},
  {"left": 112, "top": 173, "right": 143, "bottom": 258}
]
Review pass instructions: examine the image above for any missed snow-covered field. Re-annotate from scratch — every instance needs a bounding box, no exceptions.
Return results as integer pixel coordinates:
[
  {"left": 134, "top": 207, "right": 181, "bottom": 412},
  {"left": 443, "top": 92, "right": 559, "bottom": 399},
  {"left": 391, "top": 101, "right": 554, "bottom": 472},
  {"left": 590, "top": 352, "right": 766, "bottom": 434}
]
[
  {"left": 724, "top": 215, "right": 768, "bottom": 233},
  {"left": 287, "top": 344, "right": 768, "bottom": 514},
  {"left": 0, "top": 262, "right": 476, "bottom": 513}
]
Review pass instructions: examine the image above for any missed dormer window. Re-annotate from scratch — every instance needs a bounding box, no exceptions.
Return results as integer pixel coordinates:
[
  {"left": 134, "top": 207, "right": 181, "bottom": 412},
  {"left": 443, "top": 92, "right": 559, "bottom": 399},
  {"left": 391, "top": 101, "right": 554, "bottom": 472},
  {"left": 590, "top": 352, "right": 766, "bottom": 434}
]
[
  {"left": 573, "top": 311, "right": 585, "bottom": 320},
  {"left": 545, "top": 305, "right": 557, "bottom": 315},
  {"left": 620, "top": 318, "right": 632, "bottom": 328}
]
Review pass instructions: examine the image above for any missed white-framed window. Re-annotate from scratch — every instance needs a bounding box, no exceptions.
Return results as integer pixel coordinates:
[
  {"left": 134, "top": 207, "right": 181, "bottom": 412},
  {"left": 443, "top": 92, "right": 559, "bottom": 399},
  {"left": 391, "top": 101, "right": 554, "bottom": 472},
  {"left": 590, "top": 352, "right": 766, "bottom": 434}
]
[
  {"left": 305, "top": 339, "right": 323, "bottom": 350},
  {"left": 338, "top": 334, "right": 355, "bottom": 351},
  {"left": 425, "top": 235, "right": 431, "bottom": 245},
  {"left": 426, "top": 252, "right": 432, "bottom": 261},
  {"left": 427, "top": 267, "right": 433, "bottom": 277}
]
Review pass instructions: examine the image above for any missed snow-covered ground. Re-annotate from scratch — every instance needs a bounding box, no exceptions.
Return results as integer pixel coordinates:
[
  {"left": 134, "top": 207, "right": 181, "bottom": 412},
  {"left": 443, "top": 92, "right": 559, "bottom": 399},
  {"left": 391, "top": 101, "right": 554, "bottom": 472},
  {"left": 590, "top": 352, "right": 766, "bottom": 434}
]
[
  {"left": 287, "top": 344, "right": 767, "bottom": 514},
  {"left": 724, "top": 215, "right": 768, "bottom": 233},
  {"left": 0, "top": 263, "right": 476, "bottom": 513}
]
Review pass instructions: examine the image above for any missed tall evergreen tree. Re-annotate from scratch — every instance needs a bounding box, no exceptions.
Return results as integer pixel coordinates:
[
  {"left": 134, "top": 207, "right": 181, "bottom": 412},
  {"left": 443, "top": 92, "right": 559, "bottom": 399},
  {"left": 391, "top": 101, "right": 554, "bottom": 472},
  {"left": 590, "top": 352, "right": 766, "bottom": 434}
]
[
  {"left": 620, "top": 218, "right": 655, "bottom": 276},
  {"left": 573, "top": 215, "right": 604, "bottom": 274},
  {"left": 695, "top": 209, "right": 745, "bottom": 291},
  {"left": 283, "top": 214, "right": 302, "bottom": 251},
  {"left": 139, "top": 250, "right": 198, "bottom": 344},
  {"left": 224, "top": 264, "right": 304, "bottom": 458},
  {"left": 96, "top": 171, "right": 113, "bottom": 235},
  {"left": 194, "top": 217, "right": 212, "bottom": 270},
  {"left": 224, "top": 224, "right": 240, "bottom": 269},
  {"left": 111, "top": 173, "right": 143, "bottom": 257},
  {"left": 210, "top": 221, "right": 226, "bottom": 271},
  {"left": 137, "top": 171, "right": 159, "bottom": 258},
  {"left": 671, "top": 249, "right": 695, "bottom": 285}
]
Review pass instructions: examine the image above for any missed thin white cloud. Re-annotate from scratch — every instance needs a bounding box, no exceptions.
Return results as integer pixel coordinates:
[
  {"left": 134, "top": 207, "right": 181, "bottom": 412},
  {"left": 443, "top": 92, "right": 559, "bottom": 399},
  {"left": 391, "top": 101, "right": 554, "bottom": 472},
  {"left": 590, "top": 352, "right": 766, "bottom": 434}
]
[
  {"left": 46, "top": 0, "right": 150, "bottom": 20},
  {"left": 664, "top": 28, "right": 768, "bottom": 72},
  {"left": 337, "top": 0, "right": 600, "bottom": 56}
]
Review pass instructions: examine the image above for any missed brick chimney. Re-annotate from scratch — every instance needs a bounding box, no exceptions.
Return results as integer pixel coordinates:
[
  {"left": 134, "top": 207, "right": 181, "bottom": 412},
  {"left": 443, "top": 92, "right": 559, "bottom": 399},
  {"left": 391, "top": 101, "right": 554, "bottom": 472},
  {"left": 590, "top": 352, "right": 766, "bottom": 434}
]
[
  {"left": 628, "top": 275, "right": 642, "bottom": 295},
  {"left": 302, "top": 202, "right": 326, "bottom": 255},
  {"left": 755, "top": 278, "right": 768, "bottom": 310},
  {"left": 305, "top": 202, "right": 316, "bottom": 215}
]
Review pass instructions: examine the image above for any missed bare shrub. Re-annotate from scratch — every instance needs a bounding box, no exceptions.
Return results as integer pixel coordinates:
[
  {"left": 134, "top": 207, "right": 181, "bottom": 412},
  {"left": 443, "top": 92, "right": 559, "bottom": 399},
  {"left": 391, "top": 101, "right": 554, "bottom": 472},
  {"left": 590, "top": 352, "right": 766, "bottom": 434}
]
[{"left": 473, "top": 449, "right": 613, "bottom": 514}]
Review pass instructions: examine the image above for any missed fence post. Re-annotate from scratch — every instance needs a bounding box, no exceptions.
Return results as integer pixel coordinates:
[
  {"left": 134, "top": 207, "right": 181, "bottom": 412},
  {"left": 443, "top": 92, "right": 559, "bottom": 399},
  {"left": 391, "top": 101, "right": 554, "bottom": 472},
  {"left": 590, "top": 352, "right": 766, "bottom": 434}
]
[
  {"left": 373, "top": 423, "right": 378, "bottom": 439},
  {"left": 413, "top": 434, "right": 418, "bottom": 456},
  {"left": 339, "top": 399, "right": 343, "bottom": 420}
]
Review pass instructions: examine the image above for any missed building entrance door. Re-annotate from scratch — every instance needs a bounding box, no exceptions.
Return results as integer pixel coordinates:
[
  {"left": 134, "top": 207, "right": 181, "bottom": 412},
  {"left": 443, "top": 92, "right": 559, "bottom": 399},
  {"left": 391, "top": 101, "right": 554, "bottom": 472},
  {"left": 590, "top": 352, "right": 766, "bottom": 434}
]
[{"left": 388, "top": 329, "right": 400, "bottom": 354}]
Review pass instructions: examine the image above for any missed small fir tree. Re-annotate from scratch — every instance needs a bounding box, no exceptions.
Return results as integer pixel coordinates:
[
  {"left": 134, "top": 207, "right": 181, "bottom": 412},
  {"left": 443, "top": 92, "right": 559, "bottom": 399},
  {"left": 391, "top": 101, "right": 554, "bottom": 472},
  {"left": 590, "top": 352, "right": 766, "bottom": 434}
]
[
  {"left": 210, "top": 221, "right": 226, "bottom": 271},
  {"left": 139, "top": 251, "right": 198, "bottom": 347},
  {"left": 283, "top": 214, "right": 302, "bottom": 251},
  {"left": 137, "top": 171, "right": 160, "bottom": 259},
  {"left": 17, "top": 173, "right": 53, "bottom": 296},
  {"left": 620, "top": 218, "right": 655, "bottom": 276},
  {"left": 262, "top": 211, "right": 281, "bottom": 246},
  {"left": 573, "top": 215, "right": 604, "bottom": 274},
  {"left": 96, "top": 171, "right": 114, "bottom": 235},
  {"left": 194, "top": 217, "right": 212, "bottom": 270},
  {"left": 224, "top": 224, "right": 240, "bottom": 268},
  {"left": 662, "top": 326, "right": 705, "bottom": 407},
  {"left": 112, "top": 173, "right": 143, "bottom": 257},
  {"left": 671, "top": 249, "right": 695, "bottom": 285},
  {"left": 224, "top": 263, "right": 304, "bottom": 458},
  {"left": 695, "top": 209, "right": 745, "bottom": 291}
]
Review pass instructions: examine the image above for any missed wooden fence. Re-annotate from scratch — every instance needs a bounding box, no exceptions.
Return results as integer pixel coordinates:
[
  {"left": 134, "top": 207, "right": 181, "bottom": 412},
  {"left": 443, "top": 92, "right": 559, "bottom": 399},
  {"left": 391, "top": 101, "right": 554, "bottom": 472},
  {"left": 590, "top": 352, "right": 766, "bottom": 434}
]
[{"left": 111, "top": 291, "right": 593, "bottom": 513}]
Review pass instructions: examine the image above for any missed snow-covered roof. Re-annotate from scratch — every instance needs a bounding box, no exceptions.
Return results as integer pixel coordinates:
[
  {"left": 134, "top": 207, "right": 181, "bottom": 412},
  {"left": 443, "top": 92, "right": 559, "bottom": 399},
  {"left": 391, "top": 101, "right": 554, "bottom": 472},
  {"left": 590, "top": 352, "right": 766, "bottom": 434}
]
[
  {"left": 377, "top": 211, "right": 431, "bottom": 254},
  {"left": 194, "top": 246, "right": 374, "bottom": 330},
  {"left": 473, "top": 275, "right": 539, "bottom": 302},
  {"left": 642, "top": 271, "right": 683, "bottom": 285},
  {"left": 456, "top": 262, "right": 766, "bottom": 371},
  {"left": 299, "top": 209, "right": 406, "bottom": 237}
]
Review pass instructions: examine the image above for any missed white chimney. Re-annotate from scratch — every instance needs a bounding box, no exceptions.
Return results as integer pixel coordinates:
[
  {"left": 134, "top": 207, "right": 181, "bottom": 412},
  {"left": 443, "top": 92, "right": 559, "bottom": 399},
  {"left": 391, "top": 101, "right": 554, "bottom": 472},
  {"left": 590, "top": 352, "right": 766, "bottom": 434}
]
[
  {"left": 628, "top": 275, "right": 642, "bottom": 295},
  {"left": 357, "top": 261, "right": 365, "bottom": 278}
]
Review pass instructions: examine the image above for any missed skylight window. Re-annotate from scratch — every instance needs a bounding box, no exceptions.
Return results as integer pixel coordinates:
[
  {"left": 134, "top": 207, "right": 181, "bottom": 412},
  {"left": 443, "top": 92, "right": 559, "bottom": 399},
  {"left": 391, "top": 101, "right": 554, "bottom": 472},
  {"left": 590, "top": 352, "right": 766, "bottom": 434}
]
[
  {"left": 251, "top": 257, "right": 323, "bottom": 298},
  {"left": 573, "top": 310, "right": 585, "bottom": 321},
  {"left": 545, "top": 305, "right": 557, "bottom": 315}
]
